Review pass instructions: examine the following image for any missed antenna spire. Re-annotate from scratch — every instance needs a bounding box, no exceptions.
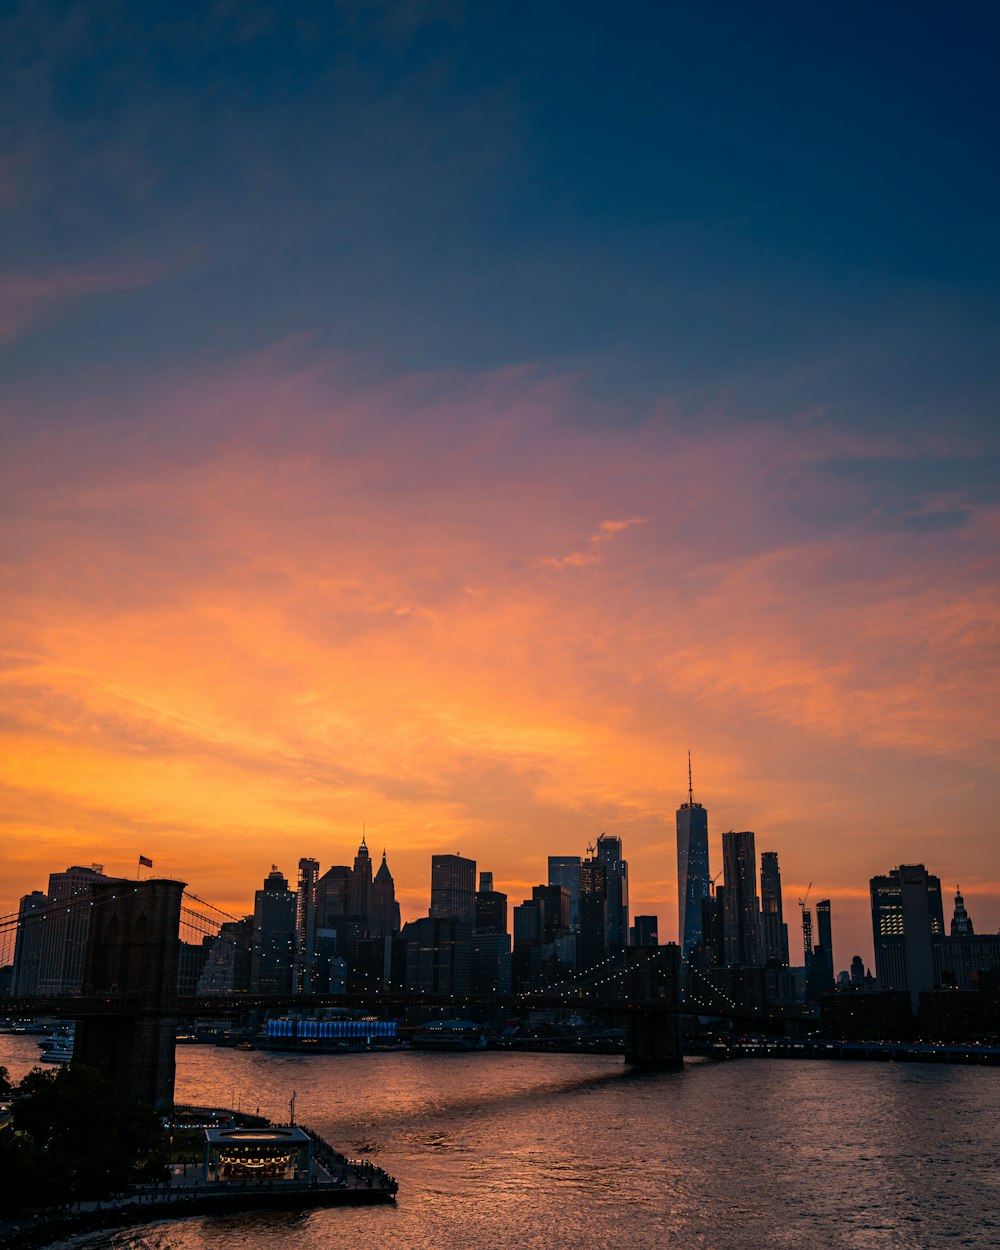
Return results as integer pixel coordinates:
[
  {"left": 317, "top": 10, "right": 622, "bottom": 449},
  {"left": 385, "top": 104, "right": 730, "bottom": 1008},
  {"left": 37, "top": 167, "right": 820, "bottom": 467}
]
[{"left": 688, "top": 750, "right": 694, "bottom": 804}]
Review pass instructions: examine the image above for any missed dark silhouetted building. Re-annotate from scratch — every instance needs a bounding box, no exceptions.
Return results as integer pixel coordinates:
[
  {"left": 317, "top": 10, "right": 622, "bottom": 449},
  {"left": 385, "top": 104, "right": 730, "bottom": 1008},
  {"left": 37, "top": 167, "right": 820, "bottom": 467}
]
[
  {"left": 317, "top": 864, "right": 353, "bottom": 925},
  {"left": 430, "top": 854, "right": 476, "bottom": 925},
  {"left": 404, "top": 917, "right": 471, "bottom": 995},
  {"left": 475, "top": 875, "right": 508, "bottom": 935},
  {"left": 578, "top": 854, "right": 608, "bottom": 971},
  {"left": 372, "top": 850, "right": 401, "bottom": 936},
  {"left": 759, "top": 851, "right": 789, "bottom": 965},
  {"left": 296, "top": 857, "right": 319, "bottom": 991},
  {"left": 676, "top": 758, "right": 710, "bottom": 960},
  {"left": 950, "top": 886, "right": 974, "bottom": 937},
  {"left": 11, "top": 890, "right": 48, "bottom": 996},
  {"left": 197, "top": 918, "right": 254, "bottom": 994},
  {"left": 471, "top": 932, "right": 512, "bottom": 995},
  {"left": 548, "top": 856, "right": 581, "bottom": 930},
  {"left": 532, "top": 884, "right": 570, "bottom": 942},
  {"left": 251, "top": 866, "right": 297, "bottom": 993},
  {"left": 37, "top": 865, "right": 110, "bottom": 995},
  {"left": 722, "top": 831, "right": 762, "bottom": 968},
  {"left": 597, "top": 834, "right": 629, "bottom": 952},
  {"left": 870, "top": 864, "right": 945, "bottom": 1011},
  {"left": 632, "top": 915, "right": 659, "bottom": 947},
  {"left": 350, "top": 836, "right": 374, "bottom": 931}
]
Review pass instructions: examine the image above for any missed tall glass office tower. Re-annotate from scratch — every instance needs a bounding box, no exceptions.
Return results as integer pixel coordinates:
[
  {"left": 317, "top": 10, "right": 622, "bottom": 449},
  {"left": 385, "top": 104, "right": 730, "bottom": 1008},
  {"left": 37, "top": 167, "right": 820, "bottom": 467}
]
[{"left": 676, "top": 754, "right": 710, "bottom": 960}]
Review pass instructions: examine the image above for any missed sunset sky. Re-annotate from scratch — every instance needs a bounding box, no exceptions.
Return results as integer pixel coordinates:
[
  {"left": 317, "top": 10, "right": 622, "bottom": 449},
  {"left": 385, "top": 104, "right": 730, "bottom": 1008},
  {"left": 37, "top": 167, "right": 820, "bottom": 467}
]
[{"left": 2, "top": 2, "right": 998, "bottom": 965}]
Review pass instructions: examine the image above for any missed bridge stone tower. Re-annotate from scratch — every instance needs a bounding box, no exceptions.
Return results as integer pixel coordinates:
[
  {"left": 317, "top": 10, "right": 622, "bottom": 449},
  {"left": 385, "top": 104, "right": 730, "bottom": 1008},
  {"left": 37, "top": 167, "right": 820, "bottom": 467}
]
[
  {"left": 623, "top": 943, "right": 683, "bottom": 1068},
  {"left": 74, "top": 878, "right": 186, "bottom": 1112}
]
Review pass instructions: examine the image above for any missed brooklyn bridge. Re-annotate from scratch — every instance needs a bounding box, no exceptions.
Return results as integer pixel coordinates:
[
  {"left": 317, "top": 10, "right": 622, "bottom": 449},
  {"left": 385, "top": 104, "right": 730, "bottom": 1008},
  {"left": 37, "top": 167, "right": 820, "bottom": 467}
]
[{"left": 1, "top": 878, "right": 775, "bottom": 1110}]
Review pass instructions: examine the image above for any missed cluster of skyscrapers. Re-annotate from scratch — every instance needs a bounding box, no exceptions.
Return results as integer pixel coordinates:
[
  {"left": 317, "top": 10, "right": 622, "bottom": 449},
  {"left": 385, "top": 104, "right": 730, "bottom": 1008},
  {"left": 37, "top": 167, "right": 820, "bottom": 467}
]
[
  {"left": 674, "top": 762, "right": 833, "bottom": 1011},
  {"left": 5, "top": 759, "right": 999, "bottom": 1041}
]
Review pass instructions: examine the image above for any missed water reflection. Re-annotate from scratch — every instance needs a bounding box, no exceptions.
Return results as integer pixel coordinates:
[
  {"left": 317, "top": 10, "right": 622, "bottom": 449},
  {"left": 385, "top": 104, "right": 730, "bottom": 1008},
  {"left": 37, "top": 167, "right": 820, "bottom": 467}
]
[{"left": 3, "top": 1039, "right": 998, "bottom": 1250}]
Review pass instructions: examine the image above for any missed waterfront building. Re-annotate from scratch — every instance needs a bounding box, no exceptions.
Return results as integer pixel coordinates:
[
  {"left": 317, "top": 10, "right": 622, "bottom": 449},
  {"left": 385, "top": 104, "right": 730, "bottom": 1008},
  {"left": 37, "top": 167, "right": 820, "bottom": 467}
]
[
  {"left": 676, "top": 757, "right": 710, "bottom": 960},
  {"left": 759, "top": 851, "right": 789, "bottom": 965},
  {"left": 350, "top": 836, "right": 374, "bottom": 930},
  {"left": 870, "top": 864, "right": 945, "bottom": 1011},
  {"left": 597, "top": 834, "right": 629, "bottom": 952},
  {"left": 251, "top": 866, "right": 297, "bottom": 993},
  {"left": 429, "top": 854, "right": 477, "bottom": 925},
  {"left": 11, "top": 889, "right": 48, "bottom": 995},
  {"left": 632, "top": 915, "right": 659, "bottom": 946},
  {"left": 296, "top": 857, "right": 320, "bottom": 991},
  {"left": 548, "top": 855, "right": 581, "bottom": 930},
  {"left": 722, "top": 831, "right": 763, "bottom": 968},
  {"left": 578, "top": 854, "right": 609, "bottom": 971},
  {"left": 403, "top": 916, "right": 472, "bottom": 994},
  {"left": 37, "top": 865, "right": 110, "bottom": 995},
  {"left": 371, "top": 851, "right": 401, "bottom": 936}
]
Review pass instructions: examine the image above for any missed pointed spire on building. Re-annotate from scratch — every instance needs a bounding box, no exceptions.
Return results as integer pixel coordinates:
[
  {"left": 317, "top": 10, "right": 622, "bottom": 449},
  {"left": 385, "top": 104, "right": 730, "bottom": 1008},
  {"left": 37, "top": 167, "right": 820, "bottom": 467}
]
[
  {"left": 950, "top": 885, "right": 974, "bottom": 937},
  {"left": 688, "top": 749, "right": 694, "bottom": 805}
]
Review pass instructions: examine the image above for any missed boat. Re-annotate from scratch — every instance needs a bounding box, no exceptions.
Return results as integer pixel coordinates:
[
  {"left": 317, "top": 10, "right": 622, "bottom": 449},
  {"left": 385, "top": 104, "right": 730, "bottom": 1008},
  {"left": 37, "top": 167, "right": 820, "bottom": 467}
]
[{"left": 38, "top": 1024, "right": 75, "bottom": 1063}]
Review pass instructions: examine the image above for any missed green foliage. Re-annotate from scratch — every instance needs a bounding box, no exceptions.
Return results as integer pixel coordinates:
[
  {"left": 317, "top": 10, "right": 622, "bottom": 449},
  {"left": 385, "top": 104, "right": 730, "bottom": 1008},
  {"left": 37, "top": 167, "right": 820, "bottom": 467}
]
[
  {"left": 0, "top": 1065, "right": 10, "bottom": 1096},
  {"left": 0, "top": 1064, "right": 167, "bottom": 1213}
]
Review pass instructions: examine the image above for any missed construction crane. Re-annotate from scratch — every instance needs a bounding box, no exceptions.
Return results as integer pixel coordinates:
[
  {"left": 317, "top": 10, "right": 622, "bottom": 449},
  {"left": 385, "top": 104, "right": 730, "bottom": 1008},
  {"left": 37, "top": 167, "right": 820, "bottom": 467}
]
[{"left": 799, "top": 883, "right": 813, "bottom": 966}]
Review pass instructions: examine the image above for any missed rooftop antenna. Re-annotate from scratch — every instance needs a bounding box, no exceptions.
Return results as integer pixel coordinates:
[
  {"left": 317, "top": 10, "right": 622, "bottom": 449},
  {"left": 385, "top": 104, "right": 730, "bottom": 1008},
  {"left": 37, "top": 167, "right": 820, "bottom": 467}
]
[{"left": 688, "top": 749, "right": 694, "bottom": 805}]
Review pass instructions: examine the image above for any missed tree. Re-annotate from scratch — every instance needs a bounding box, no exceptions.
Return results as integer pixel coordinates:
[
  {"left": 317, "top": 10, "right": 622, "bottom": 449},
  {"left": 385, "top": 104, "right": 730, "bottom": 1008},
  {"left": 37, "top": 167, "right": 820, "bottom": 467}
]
[{"left": 0, "top": 1064, "right": 167, "bottom": 1213}]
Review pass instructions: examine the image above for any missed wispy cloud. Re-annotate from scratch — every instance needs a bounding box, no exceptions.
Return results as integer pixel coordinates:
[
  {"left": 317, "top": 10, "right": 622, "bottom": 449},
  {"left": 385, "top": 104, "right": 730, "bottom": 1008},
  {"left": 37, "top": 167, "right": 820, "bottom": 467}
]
[
  {"left": 0, "top": 258, "right": 171, "bottom": 343},
  {"left": 539, "top": 516, "right": 648, "bottom": 568}
]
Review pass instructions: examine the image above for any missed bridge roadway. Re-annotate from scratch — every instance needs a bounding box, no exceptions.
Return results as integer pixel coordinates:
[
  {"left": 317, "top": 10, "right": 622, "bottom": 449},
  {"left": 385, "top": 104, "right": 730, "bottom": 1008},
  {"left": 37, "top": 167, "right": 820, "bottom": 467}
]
[{"left": 3, "top": 990, "right": 781, "bottom": 1026}]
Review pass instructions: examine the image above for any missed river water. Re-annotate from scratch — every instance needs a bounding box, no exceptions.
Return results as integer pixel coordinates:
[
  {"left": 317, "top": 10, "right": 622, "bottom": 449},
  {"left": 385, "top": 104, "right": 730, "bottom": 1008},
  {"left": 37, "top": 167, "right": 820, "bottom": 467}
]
[{"left": 2, "top": 1035, "right": 998, "bottom": 1249}]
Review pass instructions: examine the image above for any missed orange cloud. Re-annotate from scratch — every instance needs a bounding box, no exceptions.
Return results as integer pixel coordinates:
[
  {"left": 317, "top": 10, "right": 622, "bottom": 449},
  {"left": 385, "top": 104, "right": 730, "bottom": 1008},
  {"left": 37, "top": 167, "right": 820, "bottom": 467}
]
[{"left": 0, "top": 354, "right": 997, "bottom": 964}]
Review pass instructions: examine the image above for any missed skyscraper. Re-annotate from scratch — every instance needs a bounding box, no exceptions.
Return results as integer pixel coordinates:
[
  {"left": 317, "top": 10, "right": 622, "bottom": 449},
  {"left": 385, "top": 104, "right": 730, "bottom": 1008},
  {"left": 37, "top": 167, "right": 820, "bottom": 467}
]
[
  {"left": 371, "top": 850, "right": 401, "bottom": 936},
  {"left": 815, "top": 899, "right": 833, "bottom": 981},
  {"left": 759, "top": 851, "right": 789, "bottom": 965},
  {"left": 350, "top": 835, "right": 374, "bottom": 929},
  {"left": 721, "top": 831, "right": 763, "bottom": 968},
  {"left": 597, "top": 834, "right": 629, "bottom": 952},
  {"left": 429, "top": 854, "right": 476, "bottom": 925},
  {"left": 296, "top": 857, "right": 319, "bottom": 991},
  {"left": 578, "top": 853, "right": 608, "bottom": 971},
  {"left": 870, "top": 864, "right": 945, "bottom": 1011},
  {"left": 37, "top": 865, "right": 110, "bottom": 995},
  {"left": 548, "top": 856, "right": 581, "bottom": 929},
  {"left": 676, "top": 755, "right": 710, "bottom": 961},
  {"left": 11, "top": 890, "right": 48, "bottom": 996},
  {"left": 251, "top": 866, "right": 297, "bottom": 993}
]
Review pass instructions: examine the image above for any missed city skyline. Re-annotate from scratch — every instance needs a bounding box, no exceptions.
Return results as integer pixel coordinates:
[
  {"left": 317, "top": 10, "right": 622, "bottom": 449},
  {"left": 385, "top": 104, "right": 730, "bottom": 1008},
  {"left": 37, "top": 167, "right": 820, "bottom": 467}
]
[{"left": 2, "top": 4, "right": 998, "bottom": 970}]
